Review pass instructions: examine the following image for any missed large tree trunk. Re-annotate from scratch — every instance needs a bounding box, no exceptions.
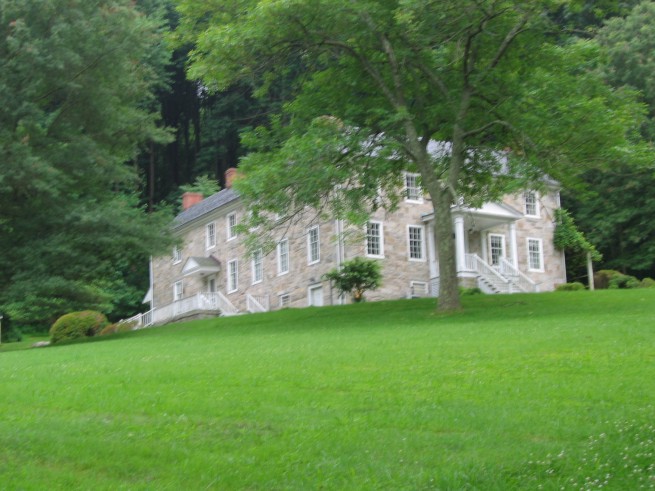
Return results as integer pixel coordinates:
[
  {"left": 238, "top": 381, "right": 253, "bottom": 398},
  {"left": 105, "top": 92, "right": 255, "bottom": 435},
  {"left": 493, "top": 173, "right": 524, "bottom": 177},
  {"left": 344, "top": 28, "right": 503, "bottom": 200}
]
[{"left": 433, "top": 188, "right": 461, "bottom": 311}]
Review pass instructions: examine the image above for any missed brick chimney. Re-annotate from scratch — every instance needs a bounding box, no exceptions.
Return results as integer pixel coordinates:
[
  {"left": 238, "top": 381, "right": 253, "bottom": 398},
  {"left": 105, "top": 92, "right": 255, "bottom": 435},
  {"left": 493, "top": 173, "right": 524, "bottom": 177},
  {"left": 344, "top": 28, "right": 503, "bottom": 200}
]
[
  {"left": 225, "top": 167, "right": 238, "bottom": 189},
  {"left": 182, "top": 192, "right": 203, "bottom": 210}
]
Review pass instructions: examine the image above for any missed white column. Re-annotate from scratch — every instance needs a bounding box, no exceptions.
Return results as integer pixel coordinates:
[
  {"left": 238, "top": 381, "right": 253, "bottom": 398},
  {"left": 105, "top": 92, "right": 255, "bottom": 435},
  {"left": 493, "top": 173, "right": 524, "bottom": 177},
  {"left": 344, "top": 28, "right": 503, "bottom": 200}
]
[
  {"left": 509, "top": 222, "right": 518, "bottom": 267},
  {"left": 427, "top": 222, "right": 438, "bottom": 278},
  {"left": 480, "top": 231, "right": 488, "bottom": 263},
  {"left": 454, "top": 215, "right": 466, "bottom": 272}
]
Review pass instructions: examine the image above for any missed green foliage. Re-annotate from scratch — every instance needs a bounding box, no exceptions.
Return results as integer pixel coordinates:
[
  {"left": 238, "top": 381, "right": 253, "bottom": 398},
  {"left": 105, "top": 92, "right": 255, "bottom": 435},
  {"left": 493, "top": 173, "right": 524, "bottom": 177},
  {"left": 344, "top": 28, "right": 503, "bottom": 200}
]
[
  {"left": 593, "top": 269, "right": 641, "bottom": 290},
  {"left": 555, "top": 282, "right": 586, "bottom": 291},
  {"left": 179, "top": 175, "right": 221, "bottom": 199},
  {"left": 554, "top": 208, "right": 602, "bottom": 263},
  {"left": 0, "top": 314, "right": 22, "bottom": 343},
  {"left": 459, "top": 287, "right": 484, "bottom": 296},
  {"left": 323, "top": 257, "right": 382, "bottom": 302},
  {"left": 49, "top": 310, "right": 109, "bottom": 344},
  {"left": 641, "top": 277, "right": 655, "bottom": 288},
  {"left": 0, "top": 0, "right": 175, "bottom": 328}
]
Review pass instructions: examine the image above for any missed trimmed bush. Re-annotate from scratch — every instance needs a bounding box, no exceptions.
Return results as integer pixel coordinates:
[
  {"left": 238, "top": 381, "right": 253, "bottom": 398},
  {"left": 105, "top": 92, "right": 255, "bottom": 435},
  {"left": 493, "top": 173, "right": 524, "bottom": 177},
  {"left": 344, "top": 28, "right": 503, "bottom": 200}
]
[
  {"left": 460, "top": 287, "right": 483, "bottom": 295},
  {"left": 49, "top": 310, "right": 109, "bottom": 344},
  {"left": 556, "top": 282, "right": 586, "bottom": 291},
  {"left": 593, "top": 270, "right": 640, "bottom": 289},
  {"left": 641, "top": 277, "right": 655, "bottom": 288}
]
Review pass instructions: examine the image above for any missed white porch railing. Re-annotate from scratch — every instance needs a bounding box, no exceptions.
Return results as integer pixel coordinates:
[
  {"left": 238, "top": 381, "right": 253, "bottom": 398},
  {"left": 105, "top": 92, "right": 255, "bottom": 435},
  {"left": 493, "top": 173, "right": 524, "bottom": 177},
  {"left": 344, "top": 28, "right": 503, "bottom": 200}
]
[
  {"left": 465, "top": 254, "right": 511, "bottom": 293},
  {"left": 136, "top": 291, "right": 240, "bottom": 327},
  {"left": 430, "top": 276, "right": 440, "bottom": 297},
  {"left": 246, "top": 294, "right": 270, "bottom": 313},
  {"left": 499, "top": 257, "right": 538, "bottom": 293}
]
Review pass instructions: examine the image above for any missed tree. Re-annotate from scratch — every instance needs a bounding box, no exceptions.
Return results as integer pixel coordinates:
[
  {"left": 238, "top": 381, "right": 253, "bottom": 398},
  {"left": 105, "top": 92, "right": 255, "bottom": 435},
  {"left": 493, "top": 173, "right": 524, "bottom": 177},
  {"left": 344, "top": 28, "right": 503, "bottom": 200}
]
[
  {"left": 0, "top": 0, "right": 174, "bottom": 329},
  {"left": 562, "top": 1, "right": 655, "bottom": 279},
  {"left": 176, "top": 0, "right": 643, "bottom": 311},
  {"left": 324, "top": 257, "right": 382, "bottom": 303}
]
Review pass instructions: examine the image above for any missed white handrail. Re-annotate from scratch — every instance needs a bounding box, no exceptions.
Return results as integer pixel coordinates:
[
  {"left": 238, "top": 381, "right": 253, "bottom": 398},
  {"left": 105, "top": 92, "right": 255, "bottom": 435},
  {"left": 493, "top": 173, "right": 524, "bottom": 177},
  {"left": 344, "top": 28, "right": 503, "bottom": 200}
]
[
  {"left": 499, "top": 257, "right": 537, "bottom": 292},
  {"left": 246, "top": 294, "right": 269, "bottom": 313},
  {"left": 465, "top": 254, "right": 510, "bottom": 285}
]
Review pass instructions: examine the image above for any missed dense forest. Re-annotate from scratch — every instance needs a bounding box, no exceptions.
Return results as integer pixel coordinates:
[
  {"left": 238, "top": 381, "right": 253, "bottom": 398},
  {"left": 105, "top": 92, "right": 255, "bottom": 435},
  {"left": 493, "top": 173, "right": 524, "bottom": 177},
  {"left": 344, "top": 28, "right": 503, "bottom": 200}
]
[{"left": 2, "top": 0, "right": 655, "bottom": 332}]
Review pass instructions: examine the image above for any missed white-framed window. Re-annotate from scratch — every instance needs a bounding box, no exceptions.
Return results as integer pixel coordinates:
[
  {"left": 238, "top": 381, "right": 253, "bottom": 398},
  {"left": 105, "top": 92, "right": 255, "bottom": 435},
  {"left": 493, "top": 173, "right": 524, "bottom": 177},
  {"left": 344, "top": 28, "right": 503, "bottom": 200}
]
[
  {"left": 307, "top": 225, "right": 320, "bottom": 264},
  {"left": 489, "top": 234, "right": 505, "bottom": 266},
  {"left": 404, "top": 172, "right": 423, "bottom": 202},
  {"left": 524, "top": 191, "right": 539, "bottom": 217},
  {"left": 407, "top": 225, "right": 425, "bottom": 261},
  {"left": 173, "top": 281, "right": 184, "bottom": 301},
  {"left": 227, "top": 212, "right": 237, "bottom": 240},
  {"left": 172, "top": 246, "right": 182, "bottom": 264},
  {"left": 251, "top": 249, "right": 263, "bottom": 284},
  {"left": 308, "top": 285, "right": 324, "bottom": 307},
  {"left": 227, "top": 259, "right": 238, "bottom": 293},
  {"left": 366, "top": 221, "right": 384, "bottom": 258},
  {"left": 527, "top": 238, "right": 544, "bottom": 272},
  {"left": 206, "top": 222, "right": 216, "bottom": 249},
  {"left": 277, "top": 239, "right": 290, "bottom": 275},
  {"left": 279, "top": 293, "right": 290, "bottom": 308}
]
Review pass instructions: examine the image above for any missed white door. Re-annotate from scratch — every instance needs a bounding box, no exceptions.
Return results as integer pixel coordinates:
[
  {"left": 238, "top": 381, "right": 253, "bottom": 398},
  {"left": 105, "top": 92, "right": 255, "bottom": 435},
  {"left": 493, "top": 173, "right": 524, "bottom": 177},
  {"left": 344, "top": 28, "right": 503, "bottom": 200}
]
[{"left": 308, "top": 285, "right": 324, "bottom": 307}]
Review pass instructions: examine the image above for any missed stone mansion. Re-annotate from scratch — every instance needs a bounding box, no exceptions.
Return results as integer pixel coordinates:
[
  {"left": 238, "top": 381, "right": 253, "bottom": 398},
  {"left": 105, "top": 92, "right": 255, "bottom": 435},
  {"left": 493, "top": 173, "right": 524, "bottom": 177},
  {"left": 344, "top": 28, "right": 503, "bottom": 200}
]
[{"left": 139, "top": 168, "right": 566, "bottom": 326}]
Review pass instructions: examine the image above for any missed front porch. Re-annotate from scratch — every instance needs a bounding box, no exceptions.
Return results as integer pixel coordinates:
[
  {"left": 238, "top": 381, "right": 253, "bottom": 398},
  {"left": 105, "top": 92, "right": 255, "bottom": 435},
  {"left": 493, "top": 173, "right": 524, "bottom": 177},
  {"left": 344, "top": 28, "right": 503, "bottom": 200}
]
[{"left": 424, "top": 202, "right": 540, "bottom": 296}]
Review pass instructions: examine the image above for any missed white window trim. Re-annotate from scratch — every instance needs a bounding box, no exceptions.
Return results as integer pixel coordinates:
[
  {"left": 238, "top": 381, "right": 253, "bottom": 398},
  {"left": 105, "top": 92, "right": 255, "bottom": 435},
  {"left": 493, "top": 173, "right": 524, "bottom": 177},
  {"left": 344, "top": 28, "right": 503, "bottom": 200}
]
[
  {"left": 172, "top": 246, "right": 182, "bottom": 264},
  {"left": 205, "top": 222, "right": 216, "bottom": 250},
  {"left": 227, "top": 259, "right": 238, "bottom": 293},
  {"left": 527, "top": 238, "right": 545, "bottom": 272},
  {"left": 226, "top": 212, "right": 237, "bottom": 241},
  {"left": 251, "top": 249, "right": 263, "bottom": 285},
  {"left": 277, "top": 238, "right": 290, "bottom": 276},
  {"left": 279, "top": 293, "right": 290, "bottom": 308},
  {"left": 307, "top": 225, "right": 320, "bottom": 265},
  {"left": 489, "top": 233, "right": 506, "bottom": 266},
  {"left": 524, "top": 191, "right": 540, "bottom": 218},
  {"left": 407, "top": 224, "right": 426, "bottom": 261},
  {"left": 366, "top": 221, "right": 385, "bottom": 258},
  {"left": 173, "top": 281, "right": 184, "bottom": 301},
  {"left": 403, "top": 171, "right": 423, "bottom": 203}
]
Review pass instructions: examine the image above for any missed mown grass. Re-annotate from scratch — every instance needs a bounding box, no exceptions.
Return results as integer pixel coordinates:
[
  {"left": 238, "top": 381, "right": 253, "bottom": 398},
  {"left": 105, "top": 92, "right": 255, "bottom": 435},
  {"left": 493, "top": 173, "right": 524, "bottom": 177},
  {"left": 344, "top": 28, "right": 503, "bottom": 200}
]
[{"left": 1, "top": 290, "right": 654, "bottom": 490}]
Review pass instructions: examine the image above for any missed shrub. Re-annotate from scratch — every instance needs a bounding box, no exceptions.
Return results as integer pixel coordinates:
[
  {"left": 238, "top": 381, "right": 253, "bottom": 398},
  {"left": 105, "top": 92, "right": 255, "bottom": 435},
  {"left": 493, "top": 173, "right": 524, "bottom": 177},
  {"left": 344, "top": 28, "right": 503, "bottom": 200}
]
[
  {"left": 99, "top": 320, "right": 137, "bottom": 336},
  {"left": 641, "top": 277, "right": 655, "bottom": 288},
  {"left": 608, "top": 273, "right": 640, "bottom": 289},
  {"left": 459, "top": 287, "right": 483, "bottom": 295},
  {"left": 323, "top": 257, "right": 382, "bottom": 303},
  {"left": 49, "top": 310, "right": 109, "bottom": 344},
  {"left": 556, "top": 282, "right": 586, "bottom": 291},
  {"left": 594, "top": 270, "right": 623, "bottom": 289}
]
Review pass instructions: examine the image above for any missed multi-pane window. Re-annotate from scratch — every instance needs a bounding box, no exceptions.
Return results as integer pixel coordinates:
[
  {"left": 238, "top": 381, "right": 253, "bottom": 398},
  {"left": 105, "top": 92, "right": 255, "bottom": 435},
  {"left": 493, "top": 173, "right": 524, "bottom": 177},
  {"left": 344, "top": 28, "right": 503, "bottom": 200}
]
[
  {"left": 408, "top": 225, "right": 425, "bottom": 260},
  {"left": 489, "top": 234, "right": 505, "bottom": 266},
  {"left": 307, "top": 226, "right": 320, "bottom": 264},
  {"left": 174, "top": 281, "right": 183, "bottom": 301},
  {"left": 252, "top": 249, "right": 263, "bottom": 284},
  {"left": 227, "top": 259, "right": 238, "bottom": 292},
  {"left": 279, "top": 293, "right": 290, "bottom": 308},
  {"left": 366, "top": 221, "right": 384, "bottom": 257},
  {"left": 404, "top": 172, "right": 422, "bottom": 202},
  {"left": 227, "top": 212, "right": 237, "bottom": 240},
  {"left": 172, "top": 246, "right": 182, "bottom": 264},
  {"left": 527, "top": 238, "right": 544, "bottom": 271},
  {"left": 206, "top": 222, "right": 216, "bottom": 249},
  {"left": 277, "top": 239, "right": 289, "bottom": 275},
  {"left": 524, "top": 191, "right": 539, "bottom": 217}
]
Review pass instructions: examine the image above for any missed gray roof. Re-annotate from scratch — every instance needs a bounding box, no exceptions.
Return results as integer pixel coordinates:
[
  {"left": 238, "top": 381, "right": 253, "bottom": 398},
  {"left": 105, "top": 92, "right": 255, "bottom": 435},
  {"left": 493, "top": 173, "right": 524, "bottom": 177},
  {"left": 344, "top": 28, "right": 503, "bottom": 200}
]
[{"left": 174, "top": 187, "right": 239, "bottom": 229}]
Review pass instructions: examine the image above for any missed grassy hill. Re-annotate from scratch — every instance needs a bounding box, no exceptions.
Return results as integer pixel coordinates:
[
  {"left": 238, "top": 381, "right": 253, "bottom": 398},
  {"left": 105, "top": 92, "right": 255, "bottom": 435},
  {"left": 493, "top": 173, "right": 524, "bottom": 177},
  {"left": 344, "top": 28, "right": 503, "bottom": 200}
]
[{"left": 1, "top": 290, "right": 654, "bottom": 489}]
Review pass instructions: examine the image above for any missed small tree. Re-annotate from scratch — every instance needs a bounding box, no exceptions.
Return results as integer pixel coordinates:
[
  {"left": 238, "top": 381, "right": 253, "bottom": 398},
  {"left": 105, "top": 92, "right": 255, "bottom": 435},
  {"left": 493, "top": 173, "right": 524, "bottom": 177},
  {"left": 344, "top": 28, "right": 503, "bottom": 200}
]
[{"left": 324, "top": 257, "right": 382, "bottom": 303}]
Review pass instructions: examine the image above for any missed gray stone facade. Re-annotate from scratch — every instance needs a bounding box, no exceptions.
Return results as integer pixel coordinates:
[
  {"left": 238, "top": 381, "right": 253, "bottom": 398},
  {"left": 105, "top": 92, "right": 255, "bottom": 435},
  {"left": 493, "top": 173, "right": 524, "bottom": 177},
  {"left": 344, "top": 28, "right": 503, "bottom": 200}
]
[{"left": 149, "top": 181, "right": 566, "bottom": 320}]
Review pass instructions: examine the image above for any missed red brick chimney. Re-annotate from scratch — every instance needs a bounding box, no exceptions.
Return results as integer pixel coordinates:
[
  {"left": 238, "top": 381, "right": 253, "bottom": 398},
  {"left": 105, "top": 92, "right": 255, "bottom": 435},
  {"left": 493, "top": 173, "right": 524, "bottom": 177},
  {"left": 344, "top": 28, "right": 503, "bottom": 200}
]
[
  {"left": 225, "top": 167, "right": 239, "bottom": 189},
  {"left": 182, "top": 192, "right": 203, "bottom": 210}
]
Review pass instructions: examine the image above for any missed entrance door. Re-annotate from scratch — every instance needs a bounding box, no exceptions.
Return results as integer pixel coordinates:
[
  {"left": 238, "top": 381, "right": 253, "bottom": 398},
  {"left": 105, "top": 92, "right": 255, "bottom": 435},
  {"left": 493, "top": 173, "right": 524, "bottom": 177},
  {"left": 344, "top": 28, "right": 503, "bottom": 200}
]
[
  {"left": 308, "top": 285, "right": 324, "bottom": 307},
  {"left": 206, "top": 276, "right": 217, "bottom": 293},
  {"left": 488, "top": 234, "right": 505, "bottom": 266}
]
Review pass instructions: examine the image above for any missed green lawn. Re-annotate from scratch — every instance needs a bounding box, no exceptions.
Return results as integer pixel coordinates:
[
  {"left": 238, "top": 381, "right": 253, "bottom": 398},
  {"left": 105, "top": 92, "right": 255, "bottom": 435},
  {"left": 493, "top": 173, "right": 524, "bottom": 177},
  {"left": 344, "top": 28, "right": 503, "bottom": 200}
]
[{"left": 1, "top": 290, "right": 654, "bottom": 490}]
